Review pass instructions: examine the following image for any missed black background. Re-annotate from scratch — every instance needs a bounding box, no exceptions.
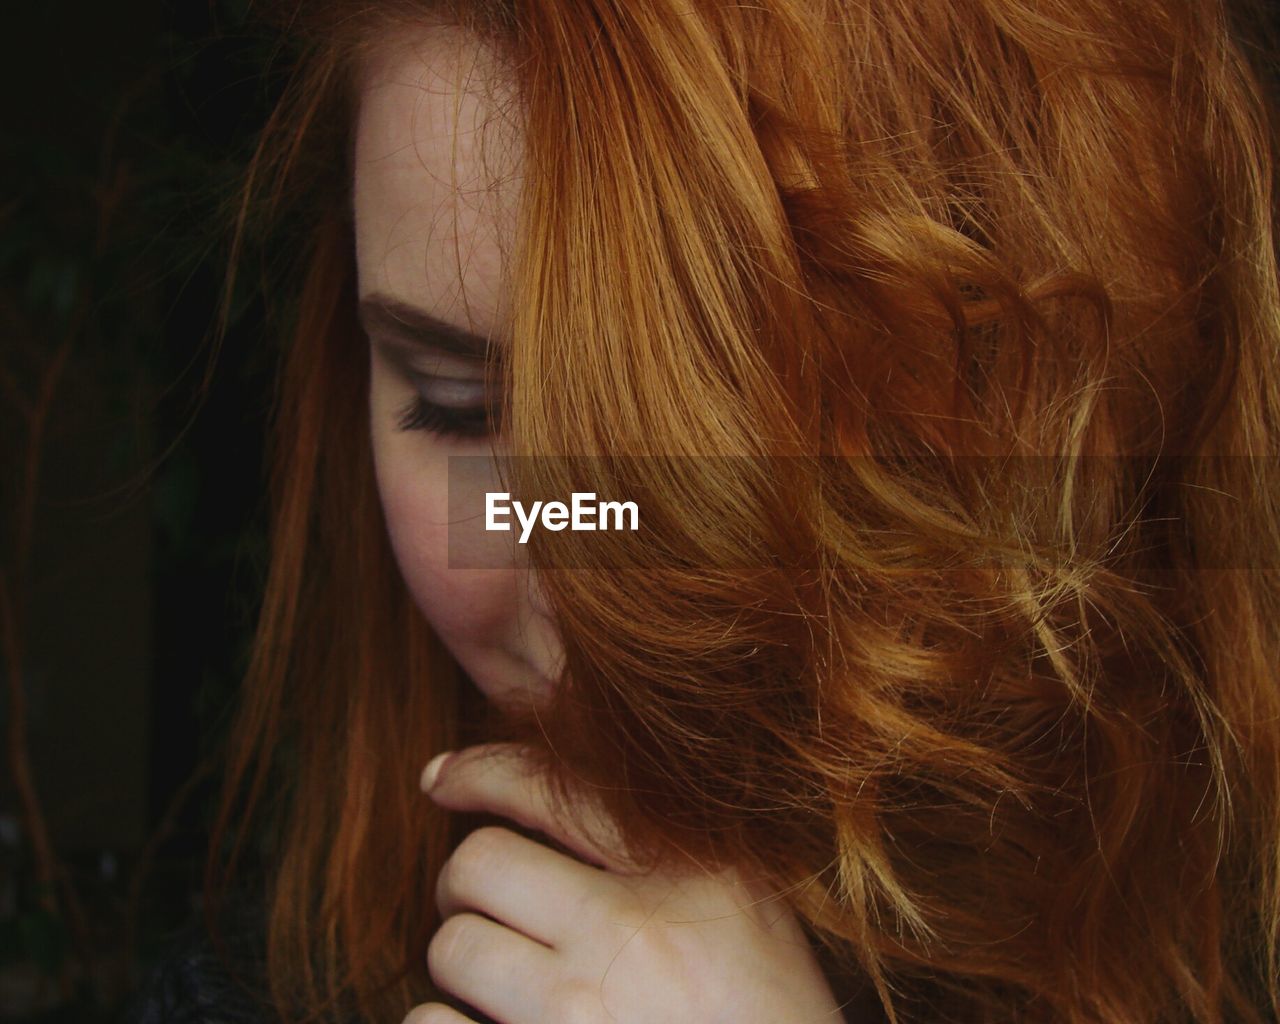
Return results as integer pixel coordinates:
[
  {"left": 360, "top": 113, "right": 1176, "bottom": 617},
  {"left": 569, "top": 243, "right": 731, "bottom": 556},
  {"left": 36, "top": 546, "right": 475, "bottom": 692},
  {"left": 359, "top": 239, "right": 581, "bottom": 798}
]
[{"left": 3, "top": 2, "right": 278, "bottom": 1019}]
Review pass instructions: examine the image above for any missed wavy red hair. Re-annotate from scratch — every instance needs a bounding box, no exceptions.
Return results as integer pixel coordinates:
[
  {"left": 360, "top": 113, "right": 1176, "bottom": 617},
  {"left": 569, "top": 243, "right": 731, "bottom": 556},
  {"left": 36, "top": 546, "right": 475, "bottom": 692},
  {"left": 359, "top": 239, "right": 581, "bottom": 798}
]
[{"left": 209, "top": 1, "right": 1280, "bottom": 1021}]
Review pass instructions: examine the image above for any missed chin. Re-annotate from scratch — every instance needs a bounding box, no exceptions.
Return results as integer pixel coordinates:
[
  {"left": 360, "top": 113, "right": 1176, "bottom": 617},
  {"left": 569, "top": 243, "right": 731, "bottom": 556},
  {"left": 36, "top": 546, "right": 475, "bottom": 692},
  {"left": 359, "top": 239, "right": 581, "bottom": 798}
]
[{"left": 450, "top": 645, "right": 558, "bottom": 709}]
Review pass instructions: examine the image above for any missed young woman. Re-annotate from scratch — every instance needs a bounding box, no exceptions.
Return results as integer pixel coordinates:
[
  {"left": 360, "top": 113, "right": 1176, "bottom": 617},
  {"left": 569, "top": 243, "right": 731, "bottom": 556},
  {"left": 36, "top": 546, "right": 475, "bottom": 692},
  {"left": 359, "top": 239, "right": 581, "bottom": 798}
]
[{"left": 185, "top": 0, "right": 1280, "bottom": 1021}]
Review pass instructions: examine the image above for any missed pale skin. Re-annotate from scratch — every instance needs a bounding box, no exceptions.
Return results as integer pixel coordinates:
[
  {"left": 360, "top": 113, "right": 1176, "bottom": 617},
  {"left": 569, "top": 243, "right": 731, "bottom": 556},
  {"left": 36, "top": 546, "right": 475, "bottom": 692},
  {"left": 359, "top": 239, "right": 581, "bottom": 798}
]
[{"left": 353, "top": 25, "right": 846, "bottom": 1024}]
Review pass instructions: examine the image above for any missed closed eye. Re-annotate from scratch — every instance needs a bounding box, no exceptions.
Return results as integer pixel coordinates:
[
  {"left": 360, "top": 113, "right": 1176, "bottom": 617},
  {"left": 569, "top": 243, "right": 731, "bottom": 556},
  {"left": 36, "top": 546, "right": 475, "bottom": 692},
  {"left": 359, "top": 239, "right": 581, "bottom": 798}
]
[{"left": 395, "top": 376, "right": 502, "bottom": 439}]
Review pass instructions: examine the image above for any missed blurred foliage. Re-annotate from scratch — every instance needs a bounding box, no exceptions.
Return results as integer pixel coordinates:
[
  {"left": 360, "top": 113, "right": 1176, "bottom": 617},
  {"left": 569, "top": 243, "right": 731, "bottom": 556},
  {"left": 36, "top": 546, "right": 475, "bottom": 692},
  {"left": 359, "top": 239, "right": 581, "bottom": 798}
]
[{"left": 1, "top": 1, "right": 283, "bottom": 1019}]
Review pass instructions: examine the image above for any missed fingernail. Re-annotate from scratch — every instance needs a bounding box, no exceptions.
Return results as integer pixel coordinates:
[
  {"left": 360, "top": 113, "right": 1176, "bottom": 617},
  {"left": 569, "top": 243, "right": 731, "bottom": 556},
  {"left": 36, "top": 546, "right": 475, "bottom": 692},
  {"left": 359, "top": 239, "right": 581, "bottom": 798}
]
[{"left": 420, "top": 752, "right": 454, "bottom": 793}]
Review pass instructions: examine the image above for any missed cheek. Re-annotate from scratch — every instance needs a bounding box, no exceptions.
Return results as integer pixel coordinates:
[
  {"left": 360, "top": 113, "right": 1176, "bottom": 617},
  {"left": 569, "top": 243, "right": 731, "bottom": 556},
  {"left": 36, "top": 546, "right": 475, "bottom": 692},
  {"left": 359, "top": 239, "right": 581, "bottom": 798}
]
[
  {"left": 374, "top": 443, "right": 522, "bottom": 645},
  {"left": 367, "top": 356, "right": 563, "bottom": 703},
  {"left": 368, "top": 346, "right": 521, "bottom": 646}
]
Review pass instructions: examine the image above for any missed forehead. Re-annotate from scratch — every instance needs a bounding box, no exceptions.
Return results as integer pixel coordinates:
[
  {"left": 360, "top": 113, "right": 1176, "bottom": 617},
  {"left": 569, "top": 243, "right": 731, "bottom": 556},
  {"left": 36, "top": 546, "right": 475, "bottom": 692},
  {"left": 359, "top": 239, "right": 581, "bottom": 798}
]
[{"left": 352, "top": 26, "right": 521, "bottom": 337}]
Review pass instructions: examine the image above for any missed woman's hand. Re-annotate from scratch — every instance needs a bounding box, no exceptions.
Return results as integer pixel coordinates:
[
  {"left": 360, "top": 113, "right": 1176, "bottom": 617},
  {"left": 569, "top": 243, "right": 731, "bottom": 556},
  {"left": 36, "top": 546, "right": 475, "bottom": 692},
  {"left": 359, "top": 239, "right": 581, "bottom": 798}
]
[{"left": 406, "top": 743, "right": 844, "bottom": 1024}]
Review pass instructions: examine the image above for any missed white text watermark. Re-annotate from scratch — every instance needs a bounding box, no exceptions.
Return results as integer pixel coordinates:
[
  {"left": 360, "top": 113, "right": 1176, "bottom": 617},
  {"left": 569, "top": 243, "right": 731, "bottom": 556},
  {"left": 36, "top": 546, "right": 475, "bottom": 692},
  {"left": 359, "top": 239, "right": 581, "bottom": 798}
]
[{"left": 485, "top": 491, "right": 640, "bottom": 544}]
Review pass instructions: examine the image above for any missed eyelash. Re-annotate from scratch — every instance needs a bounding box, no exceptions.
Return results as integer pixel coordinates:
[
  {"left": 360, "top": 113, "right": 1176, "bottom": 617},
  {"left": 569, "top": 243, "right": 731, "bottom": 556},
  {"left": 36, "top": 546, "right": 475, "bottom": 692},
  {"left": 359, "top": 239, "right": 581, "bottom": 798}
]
[{"left": 394, "top": 394, "right": 500, "bottom": 440}]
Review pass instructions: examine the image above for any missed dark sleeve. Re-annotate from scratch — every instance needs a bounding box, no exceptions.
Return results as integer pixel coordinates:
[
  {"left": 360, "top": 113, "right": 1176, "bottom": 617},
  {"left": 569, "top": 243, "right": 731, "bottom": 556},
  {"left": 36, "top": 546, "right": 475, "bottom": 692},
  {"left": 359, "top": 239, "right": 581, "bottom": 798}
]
[
  {"left": 120, "top": 898, "right": 276, "bottom": 1024},
  {"left": 122, "top": 937, "right": 272, "bottom": 1024}
]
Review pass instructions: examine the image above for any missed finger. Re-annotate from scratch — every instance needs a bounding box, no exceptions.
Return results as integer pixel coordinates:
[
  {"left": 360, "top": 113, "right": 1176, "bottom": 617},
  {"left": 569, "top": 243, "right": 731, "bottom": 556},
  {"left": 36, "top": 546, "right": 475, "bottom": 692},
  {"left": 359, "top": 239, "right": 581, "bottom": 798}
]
[
  {"left": 428, "top": 912, "right": 555, "bottom": 1024},
  {"left": 423, "top": 744, "right": 634, "bottom": 872},
  {"left": 403, "top": 1004, "right": 477, "bottom": 1024},
  {"left": 437, "top": 825, "right": 608, "bottom": 946}
]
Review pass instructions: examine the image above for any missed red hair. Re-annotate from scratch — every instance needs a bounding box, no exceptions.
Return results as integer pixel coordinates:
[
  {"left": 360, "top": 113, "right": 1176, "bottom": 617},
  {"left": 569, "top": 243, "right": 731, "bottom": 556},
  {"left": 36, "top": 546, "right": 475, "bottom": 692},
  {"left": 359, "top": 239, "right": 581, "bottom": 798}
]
[{"left": 210, "top": 1, "right": 1280, "bottom": 1021}]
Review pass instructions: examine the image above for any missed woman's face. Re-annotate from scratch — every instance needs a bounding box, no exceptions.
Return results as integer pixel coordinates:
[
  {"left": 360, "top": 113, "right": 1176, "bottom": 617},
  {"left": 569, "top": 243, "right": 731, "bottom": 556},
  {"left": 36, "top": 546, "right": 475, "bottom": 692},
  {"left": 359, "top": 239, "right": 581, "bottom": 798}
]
[{"left": 353, "top": 27, "right": 562, "bottom": 707}]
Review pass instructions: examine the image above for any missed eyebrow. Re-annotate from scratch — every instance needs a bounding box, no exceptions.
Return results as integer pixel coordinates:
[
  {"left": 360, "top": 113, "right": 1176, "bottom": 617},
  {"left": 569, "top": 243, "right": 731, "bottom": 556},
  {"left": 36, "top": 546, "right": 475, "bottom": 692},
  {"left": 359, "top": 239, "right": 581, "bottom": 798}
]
[{"left": 357, "top": 293, "right": 500, "bottom": 360}]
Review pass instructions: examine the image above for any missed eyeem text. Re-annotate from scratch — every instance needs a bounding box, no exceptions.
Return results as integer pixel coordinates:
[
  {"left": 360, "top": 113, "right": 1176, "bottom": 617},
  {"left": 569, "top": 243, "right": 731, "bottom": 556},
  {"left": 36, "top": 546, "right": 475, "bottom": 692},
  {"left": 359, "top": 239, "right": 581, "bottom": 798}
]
[{"left": 485, "top": 492, "right": 640, "bottom": 544}]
